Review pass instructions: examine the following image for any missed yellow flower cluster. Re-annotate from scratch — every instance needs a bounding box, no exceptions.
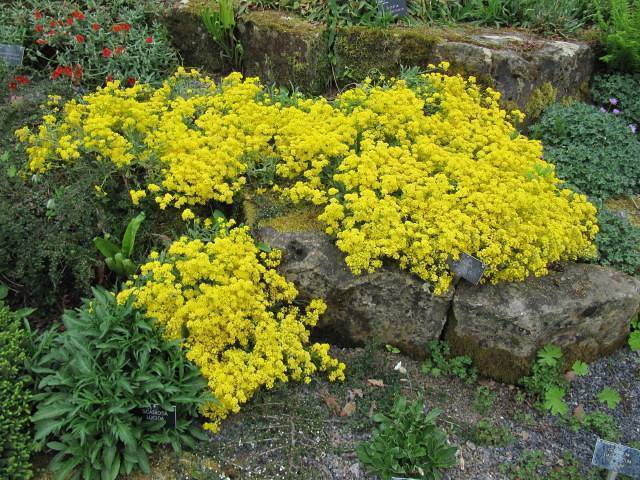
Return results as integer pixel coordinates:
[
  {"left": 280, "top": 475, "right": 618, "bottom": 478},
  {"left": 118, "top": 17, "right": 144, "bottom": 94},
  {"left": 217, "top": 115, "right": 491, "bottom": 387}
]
[
  {"left": 18, "top": 65, "right": 598, "bottom": 293},
  {"left": 118, "top": 223, "right": 345, "bottom": 431}
]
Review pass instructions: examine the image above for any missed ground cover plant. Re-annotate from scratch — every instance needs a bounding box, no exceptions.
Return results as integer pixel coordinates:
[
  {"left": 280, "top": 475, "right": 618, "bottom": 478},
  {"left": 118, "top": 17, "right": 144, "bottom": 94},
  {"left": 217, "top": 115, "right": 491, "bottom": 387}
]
[
  {"left": 2, "top": 0, "right": 178, "bottom": 89},
  {"left": 16, "top": 65, "right": 598, "bottom": 295},
  {"left": 0, "top": 286, "right": 33, "bottom": 480}
]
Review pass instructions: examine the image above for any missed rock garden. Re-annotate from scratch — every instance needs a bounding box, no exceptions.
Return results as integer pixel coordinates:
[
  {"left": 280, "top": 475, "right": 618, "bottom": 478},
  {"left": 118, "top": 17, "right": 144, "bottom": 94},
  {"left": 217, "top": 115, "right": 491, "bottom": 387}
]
[{"left": 0, "top": 0, "right": 639, "bottom": 479}]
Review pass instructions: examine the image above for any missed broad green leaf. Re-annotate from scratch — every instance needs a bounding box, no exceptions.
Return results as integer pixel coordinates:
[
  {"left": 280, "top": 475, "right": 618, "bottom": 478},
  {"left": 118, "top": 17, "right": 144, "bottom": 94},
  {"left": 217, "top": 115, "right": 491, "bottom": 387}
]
[
  {"left": 121, "top": 212, "right": 146, "bottom": 258},
  {"left": 93, "top": 237, "right": 121, "bottom": 259},
  {"left": 538, "top": 345, "right": 562, "bottom": 366},
  {"left": 543, "top": 386, "right": 568, "bottom": 416}
]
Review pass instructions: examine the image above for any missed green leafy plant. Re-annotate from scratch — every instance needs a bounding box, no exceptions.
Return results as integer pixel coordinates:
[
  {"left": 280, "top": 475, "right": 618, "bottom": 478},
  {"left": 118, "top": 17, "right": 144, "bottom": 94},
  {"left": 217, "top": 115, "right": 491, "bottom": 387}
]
[
  {"left": 501, "top": 450, "right": 599, "bottom": 480},
  {"left": 584, "top": 411, "right": 620, "bottom": 441},
  {"left": 357, "top": 396, "right": 457, "bottom": 480},
  {"left": 571, "top": 360, "right": 589, "bottom": 376},
  {"left": 202, "top": 0, "right": 244, "bottom": 70},
  {"left": 594, "top": 0, "right": 640, "bottom": 72},
  {"left": 532, "top": 102, "right": 640, "bottom": 198},
  {"left": 472, "top": 386, "right": 496, "bottom": 415},
  {"left": 94, "top": 212, "right": 145, "bottom": 277},
  {"left": 30, "top": 288, "right": 213, "bottom": 480},
  {"left": 537, "top": 344, "right": 563, "bottom": 366},
  {"left": 421, "top": 340, "right": 477, "bottom": 383},
  {"left": 543, "top": 386, "right": 568, "bottom": 416},
  {"left": 630, "top": 315, "right": 640, "bottom": 351},
  {"left": 591, "top": 73, "right": 640, "bottom": 129},
  {"left": 0, "top": 285, "right": 34, "bottom": 480},
  {"left": 470, "top": 419, "right": 514, "bottom": 447},
  {"left": 597, "top": 387, "right": 621, "bottom": 408},
  {"left": 594, "top": 208, "right": 640, "bottom": 276}
]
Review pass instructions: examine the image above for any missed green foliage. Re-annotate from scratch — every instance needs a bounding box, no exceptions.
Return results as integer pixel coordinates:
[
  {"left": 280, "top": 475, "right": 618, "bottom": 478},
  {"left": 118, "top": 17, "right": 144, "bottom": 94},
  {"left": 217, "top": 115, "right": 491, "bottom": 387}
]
[
  {"left": 571, "top": 360, "right": 589, "bottom": 376},
  {"left": 94, "top": 212, "right": 145, "bottom": 277},
  {"left": 543, "top": 386, "right": 568, "bottom": 416},
  {"left": 591, "top": 73, "right": 640, "bottom": 129},
  {"left": 594, "top": 208, "right": 640, "bottom": 276},
  {"left": 597, "top": 386, "right": 621, "bottom": 408},
  {"left": 630, "top": 315, "right": 640, "bottom": 351},
  {"left": 583, "top": 411, "right": 620, "bottom": 441},
  {"left": 532, "top": 102, "right": 640, "bottom": 198},
  {"left": 472, "top": 386, "right": 496, "bottom": 415},
  {"left": 501, "top": 450, "right": 598, "bottom": 480},
  {"left": 29, "top": 288, "right": 212, "bottom": 480},
  {"left": 6, "top": 0, "right": 178, "bottom": 88},
  {"left": 356, "top": 396, "right": 457, "bottom": 480},
  {"left": 0, "top": 291, "right": 34, "bottom": 480},
  {"left": 421, "top": 340, "right": 477, "bottom": 384},
  {"left": 594, "top": 0, "right": 640, "bottom": 72},
  {"left": 537, "top": 345, "right": 563, "bottom": 366},
  {"left": 202, "top": 0, "right": 244, "bottom": 69},
  {"left": 470, "top": 419, "right": 514, "bottom": 447}
]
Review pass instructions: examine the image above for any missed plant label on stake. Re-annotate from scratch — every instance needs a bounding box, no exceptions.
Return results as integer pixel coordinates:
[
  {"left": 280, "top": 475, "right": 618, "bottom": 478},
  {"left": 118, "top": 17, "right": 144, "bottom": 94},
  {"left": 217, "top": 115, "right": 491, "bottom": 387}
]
[
  {"left": 377, "top": 0, "right": 407, "bottom": 17},
  {"left": 137, "top": 404, "right": 177, "bottom": 429},
  {"left": 0, "top": 44, "right": 25, "bottom": 66},
  {"left": 447, "top": 253, "right": 487, "bottom": 286},
  {"left": 591, "top": 438, "right": 640, "bottom": 479}
]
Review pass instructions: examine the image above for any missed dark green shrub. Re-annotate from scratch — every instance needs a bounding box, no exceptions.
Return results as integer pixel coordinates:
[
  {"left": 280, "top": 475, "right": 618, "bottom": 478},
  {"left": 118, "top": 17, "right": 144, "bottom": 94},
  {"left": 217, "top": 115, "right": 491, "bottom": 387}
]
[
  {"left": 30, "top": 288, "right": 213, "bottom": 480},
  {"left": 0, "top": 286, "right": 34, "bottom": 480},
  {"left": 532, "top": 102, "right": 640, "bottom": 198},
  {"left": 591, "top": 73, "right": 640, "bottom": 130},
  {"left": 357, "top": 396, "right": 457, "bottom": 480},
  {"left": 594, "top": 208, "right": 640, "bottom": 276}
]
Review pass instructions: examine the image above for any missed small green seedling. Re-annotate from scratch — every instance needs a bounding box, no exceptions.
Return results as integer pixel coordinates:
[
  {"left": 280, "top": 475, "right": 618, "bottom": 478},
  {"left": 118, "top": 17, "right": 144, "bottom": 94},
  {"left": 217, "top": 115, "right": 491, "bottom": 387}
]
[
  {"left": 544, "top": 386, "right": 568, "bottom": 416},
  {"left": 94, "top": 212, "right": 145, "bottom": 277},
  {"left": 385, "top": 344, "right": 401, "bottom": 354},
  {"left": 630, "top": 316, "right": 640, "bottom": 352},
  {"left": 597, "top": 387, "right": 621, "bottom": 409},
  {"left": 538, "top": 345, "right": 562, "bottom": 366},
  {"left": 571, "top": 360, "right": 589, "bottom": 376}
]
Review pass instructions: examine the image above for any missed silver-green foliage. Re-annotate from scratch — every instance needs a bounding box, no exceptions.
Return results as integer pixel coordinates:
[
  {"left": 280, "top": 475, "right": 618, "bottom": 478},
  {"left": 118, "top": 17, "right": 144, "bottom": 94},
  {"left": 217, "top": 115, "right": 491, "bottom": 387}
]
[{"left": 30, "top": 287, "right": 213, "bottom": 480}]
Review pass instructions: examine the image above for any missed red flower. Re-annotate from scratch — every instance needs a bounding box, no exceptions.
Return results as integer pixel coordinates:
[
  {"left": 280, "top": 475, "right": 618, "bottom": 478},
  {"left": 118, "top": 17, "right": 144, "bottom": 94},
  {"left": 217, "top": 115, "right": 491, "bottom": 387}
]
[
  {"left": 36, "top": 38, "right": 47, "bottom": 45},
  {"left": 73, "top": 65, "right": 83, "bottom": 80},
  {"left": 106, "top": 74, "right": 114, "bottom": 83},
  {"left": 145, "top": 36, "right": 153, "bottom": 44},
  {"left": 75, "top": 34, "right": 85, "bottom": 43},
  {"left": 115, "top": 46, "right": 125, "bottom": 56},
  {"left": 92, "top": 23, "right": 101, "bottom": 31},
  {"left": 66, "top": 17, "right": 74, "bottom": 26},
  {"left": 112, "top": 23, "right": 131, "bottom": 33},
  {"left": 49, "top": 20, "right": 56, "bottom": 27},
  {"left": 52, "top": 66, "right": 74, "bottom": 80},
  {"left": 34, "top": 10, "right": 43, "bottom": 19},
  {"left": 46, "top": 29, "right": 56, "bottom": 36},
  {"left": 15, "top": 76, "right": 30, "bottom": 85},
  {"left": 71, "top": 10, "right": 85, "bottom": 20},
  {"left": 126, "top": 77, "right": 136, "bottom": 87},
  {"left": 8, "top": 82, "right": 17, "bottom": 90},
  {"left": 102, "top": 47, "right": 112, "bottom": 58},
  {"left": 35, "top": 24, "right": 44, "bottom": 32}
]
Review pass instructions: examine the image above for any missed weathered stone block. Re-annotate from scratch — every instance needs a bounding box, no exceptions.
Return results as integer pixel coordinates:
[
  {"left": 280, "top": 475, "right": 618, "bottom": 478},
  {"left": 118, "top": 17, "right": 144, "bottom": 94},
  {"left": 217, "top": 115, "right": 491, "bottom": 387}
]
[
  {"left": 447, "top": 264, "right": 640, "bottom": 383},
  {"left": 257, "top": 227, "right": 452, "bottom": 358}
]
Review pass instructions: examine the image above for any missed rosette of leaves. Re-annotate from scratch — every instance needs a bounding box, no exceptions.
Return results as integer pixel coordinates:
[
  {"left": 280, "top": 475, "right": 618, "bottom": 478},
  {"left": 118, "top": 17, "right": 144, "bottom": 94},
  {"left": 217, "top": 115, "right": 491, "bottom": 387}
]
[
  {"left": 357, "top": 396, "right": 457, "bottom": 480},
  {"left": 29, "top": 287, "right": 213, "bottom": 480},
  {"left": 94, "top": 212, "right": 145, "bottom": 277},
  {"left": 0, "top": 285, "right": 34, "bottom": 480}
]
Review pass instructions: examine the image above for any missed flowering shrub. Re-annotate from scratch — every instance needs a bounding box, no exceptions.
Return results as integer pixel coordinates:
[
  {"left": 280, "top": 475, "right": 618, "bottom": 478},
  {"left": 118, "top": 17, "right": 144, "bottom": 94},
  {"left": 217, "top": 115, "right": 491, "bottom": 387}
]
[
  {"left": 591, "top": 74, "right": 640, "bottom": 135},
  {"left": 23, "top": 1, "right": 177, "bottom": 87},
  {"left": 17, "top": 66, "right": 598, "bottom": 294},
  {"left": 118, "top": 222, "right": 345, "bottom": 431}
]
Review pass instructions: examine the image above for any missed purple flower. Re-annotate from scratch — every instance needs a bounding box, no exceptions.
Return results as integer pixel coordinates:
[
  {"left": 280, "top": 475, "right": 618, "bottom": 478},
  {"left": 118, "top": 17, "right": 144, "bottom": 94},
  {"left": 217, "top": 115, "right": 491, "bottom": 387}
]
[
  {"left": 631, "top": 124, "right": 638, "bottom": 134},
  {"left": 600, "top": 107, "right": 607, "bottom": 113},
  {"left": 610, "top": 97, "right": 619, "bottom": 105},
  {"left": 613, "top": 108, "right": 621, "bottom": 115}
]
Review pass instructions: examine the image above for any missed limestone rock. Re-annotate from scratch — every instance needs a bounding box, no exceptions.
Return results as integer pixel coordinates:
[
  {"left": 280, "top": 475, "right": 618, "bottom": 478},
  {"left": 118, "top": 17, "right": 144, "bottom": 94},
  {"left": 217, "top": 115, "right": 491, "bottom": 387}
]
[
  {"left": 257, "top": 227, "right": 452, "bottom": 358},
  {"left": 447, "top": 264, "right": 640, "bottom": 383}
]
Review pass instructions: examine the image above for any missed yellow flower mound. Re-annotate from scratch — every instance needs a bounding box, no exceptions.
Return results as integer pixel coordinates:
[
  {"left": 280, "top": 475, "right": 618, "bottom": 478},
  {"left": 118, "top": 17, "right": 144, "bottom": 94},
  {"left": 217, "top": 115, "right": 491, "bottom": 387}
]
[
  {"left": 118, "top": 223, "right": 345, "bottom": 431},
  {"left": 17, "top": 65, "right": 598, "bottom": 294}
]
